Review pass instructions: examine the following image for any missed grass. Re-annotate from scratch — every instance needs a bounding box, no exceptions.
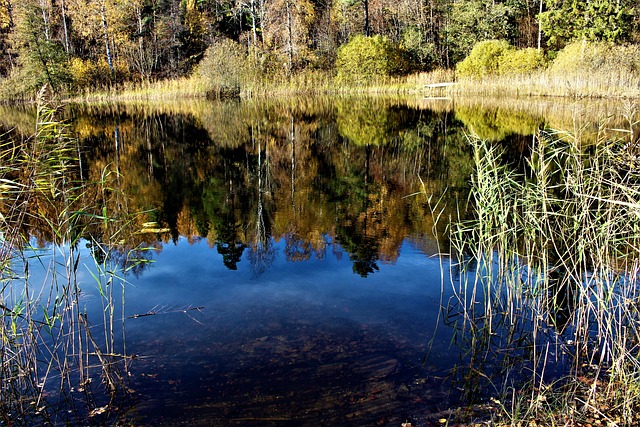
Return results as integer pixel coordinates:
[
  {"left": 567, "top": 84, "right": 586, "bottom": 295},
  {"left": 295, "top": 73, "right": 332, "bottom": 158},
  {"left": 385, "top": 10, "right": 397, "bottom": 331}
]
[
  {"left": 62, "top": 64, "right": 640, "bottom": 104},
  {"left": 5, "top": 59, "right": 638, "bottom": 104},
  {"left": 0, "top": 93, "right": 151, "bottom": 425},
  {"left": 450, "top": 70, "right": 640, "bottom": 99},
  {"left": 64, "top": 68, "right": 457, "bottom": 103},
  {"left": 443, "top": 121, "right": 640, "bottom": 425}
]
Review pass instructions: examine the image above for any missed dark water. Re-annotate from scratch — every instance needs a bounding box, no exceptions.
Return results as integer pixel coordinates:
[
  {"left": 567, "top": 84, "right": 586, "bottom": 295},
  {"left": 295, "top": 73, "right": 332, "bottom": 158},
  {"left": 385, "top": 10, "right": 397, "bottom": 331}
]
[{"left": 5, "top": 96, "right": 626, "bottom": 426}]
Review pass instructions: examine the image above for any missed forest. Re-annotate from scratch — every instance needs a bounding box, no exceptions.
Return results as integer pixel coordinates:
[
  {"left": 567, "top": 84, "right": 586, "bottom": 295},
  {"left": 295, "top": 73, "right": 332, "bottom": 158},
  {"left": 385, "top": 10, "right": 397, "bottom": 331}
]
[{"left": 0, "top": 0, "right": 638, "bottom": 97}]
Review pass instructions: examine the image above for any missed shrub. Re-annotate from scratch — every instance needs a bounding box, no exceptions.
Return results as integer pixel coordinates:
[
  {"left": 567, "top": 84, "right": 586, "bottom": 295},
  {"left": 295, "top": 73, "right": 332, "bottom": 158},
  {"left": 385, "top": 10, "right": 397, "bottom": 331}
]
[
  {"left": 456, "top": 40, "right": 513, "bottom": 78},
  {"left": 70, "top": 58, "right": 112, "bottom": 90},
  {"left": 499, "top": 48, "right": 546, "bottom": 75},
  {"left": 457, "top": 40, "right": 547, "bottom": 78},
  {"left": 550, "top": 41, "right": 640, "bottom": 75},
  {"left": 335, "top": 35, "right": 409, "bottom": 85},
  {"left": 68, "top": 58, "right": 129, "bottom": 91},
  {"left": 195, "top": 38, "right": 256, "bottom": 98}
]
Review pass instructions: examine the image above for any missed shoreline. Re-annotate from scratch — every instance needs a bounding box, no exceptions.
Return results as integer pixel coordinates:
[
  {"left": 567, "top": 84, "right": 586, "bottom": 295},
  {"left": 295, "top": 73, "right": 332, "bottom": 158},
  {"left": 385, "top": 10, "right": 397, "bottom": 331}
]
[{"left": 4, "top": 66, "right": 640, "bottom": 105}]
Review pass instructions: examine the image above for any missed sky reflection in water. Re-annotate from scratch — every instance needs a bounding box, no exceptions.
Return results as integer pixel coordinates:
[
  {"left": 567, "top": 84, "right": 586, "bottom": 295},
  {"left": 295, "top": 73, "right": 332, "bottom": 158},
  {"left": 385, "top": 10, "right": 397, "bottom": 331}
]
[
  {"left": 113, "top": 237, "right": 452, "bottom": 426},
  {"left": 5, "top": 95, "right": 585, "bottom": 425}
]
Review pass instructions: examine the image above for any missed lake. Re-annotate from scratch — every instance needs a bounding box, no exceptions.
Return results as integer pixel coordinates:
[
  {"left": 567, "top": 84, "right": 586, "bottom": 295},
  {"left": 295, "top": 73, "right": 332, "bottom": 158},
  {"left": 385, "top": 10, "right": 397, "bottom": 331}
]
[{"left": 1, "top": 95, "right": 637, "bottom": 426}]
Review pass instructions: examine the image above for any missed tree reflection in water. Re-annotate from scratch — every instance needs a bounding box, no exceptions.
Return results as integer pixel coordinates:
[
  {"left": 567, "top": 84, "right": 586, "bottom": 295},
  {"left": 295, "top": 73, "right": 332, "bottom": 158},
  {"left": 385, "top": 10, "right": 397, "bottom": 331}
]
[
  {"left": 1, "top": 96, "right": 566, "bottom": 425},
  {"left": 56, "top": 97, "right": 479, "bottom": 275}
]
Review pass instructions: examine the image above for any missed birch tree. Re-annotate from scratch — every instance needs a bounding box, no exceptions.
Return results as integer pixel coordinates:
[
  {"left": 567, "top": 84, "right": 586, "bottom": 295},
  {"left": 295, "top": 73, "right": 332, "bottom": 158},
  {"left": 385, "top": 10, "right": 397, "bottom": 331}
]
[{"left": 263, "top": 0, "right": 315, "bottom": 73}]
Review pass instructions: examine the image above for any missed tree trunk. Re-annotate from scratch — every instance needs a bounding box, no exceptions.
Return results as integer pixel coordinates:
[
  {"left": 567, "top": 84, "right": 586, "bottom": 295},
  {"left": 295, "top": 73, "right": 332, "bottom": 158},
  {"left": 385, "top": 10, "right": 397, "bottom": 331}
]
[
  {"left": 6, "top": 0, "right": 15, "bottom": 71},
  {"left": 285, "top": 0, "right": 293, "bottom": 74},
  {"left": 101, "top": 3, "right": 115, "bottom": 73},
  {"left": 250, "top": 0, "right": 258, "bottom": 61},
  {"left": 153, "top": 6, "right": 159, "bottom": 71},
  {"left": 537, "top": 0, "right": 543, "bottom": 50},
  {"left": 136, "top": 5, "right": 149, "bottom": 79},
  {"left": 39, "top": 0, "right": 50, "bottom": 40},
  {"left": 60, "top": 0, "right": 69, "bottom": 53},
  {"left": 363, "top": 0, "right": 369, "bottom": 36}
]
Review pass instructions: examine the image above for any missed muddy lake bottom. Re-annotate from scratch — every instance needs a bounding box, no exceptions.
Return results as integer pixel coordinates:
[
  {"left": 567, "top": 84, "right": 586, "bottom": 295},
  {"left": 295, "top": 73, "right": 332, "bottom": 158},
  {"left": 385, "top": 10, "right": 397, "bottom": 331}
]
[{"left": 124, "top": 314, "right": 458, "bottom": 426}]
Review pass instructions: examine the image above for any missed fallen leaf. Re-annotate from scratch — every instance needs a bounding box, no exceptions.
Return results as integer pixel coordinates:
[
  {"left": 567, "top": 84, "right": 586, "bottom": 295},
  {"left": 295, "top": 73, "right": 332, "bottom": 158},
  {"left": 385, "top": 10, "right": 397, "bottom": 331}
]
[{"left": 89, "top": 406, "right": 108, "bottom": 417}]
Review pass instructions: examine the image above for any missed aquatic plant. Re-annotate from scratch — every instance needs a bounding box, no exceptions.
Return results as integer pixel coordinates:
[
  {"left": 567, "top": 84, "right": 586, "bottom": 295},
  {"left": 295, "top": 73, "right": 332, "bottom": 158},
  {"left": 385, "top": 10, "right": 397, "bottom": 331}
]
[
  {"left": 446, "top": 122, "right": 640, "bottom": 425},
  {"left": 0, "top": 94, "right": 150, "bottom": 425}
]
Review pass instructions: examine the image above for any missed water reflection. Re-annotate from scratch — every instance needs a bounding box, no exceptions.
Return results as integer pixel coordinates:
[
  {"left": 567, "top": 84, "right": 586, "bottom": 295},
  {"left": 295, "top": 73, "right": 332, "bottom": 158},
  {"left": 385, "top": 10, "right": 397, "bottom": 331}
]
[
  {"left": 2, "top": 96, "right": 637, "bottom": 425},
  {"left": 61, "top": 97, "right": 472, "bottom": 277}
]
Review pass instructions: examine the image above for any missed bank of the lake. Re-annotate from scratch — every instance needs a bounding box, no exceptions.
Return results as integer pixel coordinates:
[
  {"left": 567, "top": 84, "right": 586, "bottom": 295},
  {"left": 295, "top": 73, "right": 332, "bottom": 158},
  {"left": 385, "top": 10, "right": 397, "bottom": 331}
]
[{"left": 63, "top": 68, "right": 640, "bottom": 106}]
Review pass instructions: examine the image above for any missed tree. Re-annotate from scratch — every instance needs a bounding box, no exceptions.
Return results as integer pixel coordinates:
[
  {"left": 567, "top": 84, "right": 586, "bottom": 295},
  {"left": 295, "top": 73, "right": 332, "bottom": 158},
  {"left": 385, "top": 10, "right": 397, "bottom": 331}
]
[
  {"left": 179, "top": 0, "right": 207, "bottom": 71},
  {"left": 65, "top": 0, "right": 134, "bottom": 78},
  {"left": 308, "top": 0, "right": 335, "bottom": 68},
  {"left": 263, "top": 0, "right": 315, "bottom": 73},
  {"left": 401, "top": 25, "right": 436, "bottom": 70},
  {"left": 443, "top": 0, "right": 515, "bottom": 66},
  {"left": 335, "top": 35, "right": 408, "bottom": 84},
  {"left": 331, "top": 0, "right": 371, "bottom": 44},
  {"left": 504, "top": 0, "right": 542, "bottom": 48},
  {"left": 539, "top": 0, "right": 634, "bottom": 48},
  {"left": 195, "top": 37, "right": 254, "bottom": 96},
  {"left": 0, "top": 0, "right": 14, "bottom": 75},
  {"left": 9, "top": 0, "right": 71, "bottom": 91}
]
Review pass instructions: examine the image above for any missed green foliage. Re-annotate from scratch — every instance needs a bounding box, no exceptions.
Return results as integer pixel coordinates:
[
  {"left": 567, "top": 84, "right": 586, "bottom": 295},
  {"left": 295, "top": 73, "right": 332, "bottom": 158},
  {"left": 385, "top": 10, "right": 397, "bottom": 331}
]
[
  {"left": 444, "top": 0, "right": 515, "bottom": 65},
  {"left": 550, "top": 41, "right": 640, "bottom": 75},
  {"left": 0, "top": 48, "right": 71, "bottom": 98},
  {"left": 25, "top": 43, "right": 71, "bottom": 90},
  {"left": 336, "top": 103, "right": 397, "bottom": 146},
  {"left": 540, "top": 0, "right": 634, "bottom": 48},
  {"left": 13, "top": 9, "right": 71, "bottom": 91},
  {"left": 401, "top": 26, "right": 436, "bottom": 71},
  {"left": 195, "top": 38, "right": 256, "bottom": 98},
  {"left": 455, "top": 105, "right": 543, "bottom": 141},
  {"left": 456, "top": 40, "right": 513, "bottom": 78},
  {"left": 335, "top": 99, "right": 417, "bottom": 146},
  {"left": 1, "top": 2, "right": 72, "bottom": 97},
  {"left": 457, "top": 40, "right": 546, "bottom": 78},
  {"left": 499, "top": 48, "right": 546, "bottom": 75},
  {"left": 335, "top": 35, "right": 409, "bottom": 85}
]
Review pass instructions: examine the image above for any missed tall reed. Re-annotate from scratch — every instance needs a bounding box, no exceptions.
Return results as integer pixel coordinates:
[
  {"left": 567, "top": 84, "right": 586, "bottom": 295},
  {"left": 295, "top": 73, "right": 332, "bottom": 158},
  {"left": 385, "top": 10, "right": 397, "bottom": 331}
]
[
  {"left": 0, "top": 94, "right": 148, "bottom": 425},
  {"left": 446, "top": 123, "right": 640, "bottom": 425}
]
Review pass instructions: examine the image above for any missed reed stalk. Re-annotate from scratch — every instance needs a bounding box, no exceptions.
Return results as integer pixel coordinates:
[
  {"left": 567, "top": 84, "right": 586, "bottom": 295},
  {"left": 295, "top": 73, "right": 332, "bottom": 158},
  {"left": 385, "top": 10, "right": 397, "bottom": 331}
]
[
  {"left": 446, "top": 122, "right": 640, "bottom": 425},
  {"left": 0, "top": 93, "right": 149, "bottom": 425}
]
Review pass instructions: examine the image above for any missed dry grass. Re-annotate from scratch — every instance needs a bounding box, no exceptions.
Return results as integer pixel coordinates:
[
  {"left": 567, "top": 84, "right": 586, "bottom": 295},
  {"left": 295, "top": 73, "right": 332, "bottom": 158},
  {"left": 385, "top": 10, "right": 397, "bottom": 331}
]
[
  {"left": 63, "top": 64, "right": 640, "bottom": 103},
  {"left": 449, "top": 70, "right": 640, "bottom": 99}
]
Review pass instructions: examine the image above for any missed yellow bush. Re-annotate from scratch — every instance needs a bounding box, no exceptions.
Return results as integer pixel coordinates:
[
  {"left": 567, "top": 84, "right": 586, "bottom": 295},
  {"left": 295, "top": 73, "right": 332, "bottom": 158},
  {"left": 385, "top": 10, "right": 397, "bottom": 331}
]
[
  {"left": 195, "top": 38, "right": 256, "bottom": 97},
  {"left": 550, "top": 41, "right": 640, "bottom": 75},
  {"left": 70, "top": 58, "right": 92, "bottom": 89},
  {"left": 335, "top": 35, "right": 409, "bottom": 85},
  {"left": 457, "top": 40, "right": 546, "bottom": 78},
  {"left": 499, "top": 48, "right": 546, "bottom": 75},
  {"left": 456, "top": 40, "right": 512, "bottom": 78},
  {"left": 70, "top": 57, "right": 128, "bottom": 90}
]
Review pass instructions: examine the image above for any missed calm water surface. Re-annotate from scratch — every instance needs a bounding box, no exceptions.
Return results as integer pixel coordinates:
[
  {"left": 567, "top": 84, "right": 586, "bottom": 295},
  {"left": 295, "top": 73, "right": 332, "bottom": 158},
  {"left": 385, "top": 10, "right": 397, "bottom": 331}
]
[{"left": 4, "top": 96, "right": 631, "bottom": 426}]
